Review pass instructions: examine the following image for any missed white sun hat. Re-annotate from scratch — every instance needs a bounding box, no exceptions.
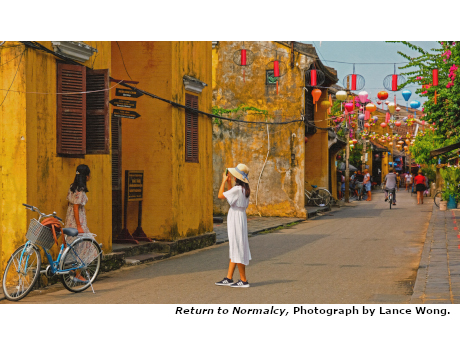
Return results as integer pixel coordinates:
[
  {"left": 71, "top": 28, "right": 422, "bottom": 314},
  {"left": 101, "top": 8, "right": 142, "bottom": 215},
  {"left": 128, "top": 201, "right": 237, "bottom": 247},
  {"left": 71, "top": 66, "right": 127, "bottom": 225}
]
[{"left": 228, "top": 163, "right": 250, "bottom": 183}]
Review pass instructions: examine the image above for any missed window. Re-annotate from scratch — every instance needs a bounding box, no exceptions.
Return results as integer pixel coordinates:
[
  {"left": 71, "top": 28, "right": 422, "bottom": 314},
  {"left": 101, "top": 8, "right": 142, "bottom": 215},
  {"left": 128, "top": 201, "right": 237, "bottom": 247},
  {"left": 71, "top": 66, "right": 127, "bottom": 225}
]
[
  {"left": 304, "top": 86, "right": 316, "bottom": 134},
  {"left": 185, "top": 93, "right": 199, "bottom": 163},
  {"left": 56, "top": 63, "right": 109, "bottom": 155},
  {"left": 266, "top": 70, "right": 278, "bottom": 85}
]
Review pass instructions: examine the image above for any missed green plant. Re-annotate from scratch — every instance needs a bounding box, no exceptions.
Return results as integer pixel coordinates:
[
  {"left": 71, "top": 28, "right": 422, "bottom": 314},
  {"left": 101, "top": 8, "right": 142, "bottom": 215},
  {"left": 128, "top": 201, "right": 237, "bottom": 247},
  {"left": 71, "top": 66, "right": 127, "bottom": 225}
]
[
  {"left": 440, "top": 167, "right": 460, "bottom": 202},
  {"left": 212, "top": 104, "right": 270, "bottom": 125}
]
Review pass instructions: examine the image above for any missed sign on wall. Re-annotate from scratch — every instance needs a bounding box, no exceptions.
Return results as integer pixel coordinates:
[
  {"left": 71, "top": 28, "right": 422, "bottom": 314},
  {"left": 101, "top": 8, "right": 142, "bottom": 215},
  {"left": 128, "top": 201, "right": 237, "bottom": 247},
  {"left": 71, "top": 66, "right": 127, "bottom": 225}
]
[{"left": 127, "top": 170, "right": 144, "bottom": 201}]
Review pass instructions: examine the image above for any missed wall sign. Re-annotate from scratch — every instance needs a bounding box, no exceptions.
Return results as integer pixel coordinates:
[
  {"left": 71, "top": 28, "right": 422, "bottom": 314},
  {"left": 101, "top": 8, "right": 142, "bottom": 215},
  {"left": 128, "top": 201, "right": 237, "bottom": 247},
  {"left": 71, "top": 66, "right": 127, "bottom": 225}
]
[
  {"left": 109, "top": 99, "right": 137, "bottom": 108},
  {"left": 113, "top": 109, "right": 141, "bottom": 119},
  {"left": 127, "top": 170, "right": 143, "bottom": 201}
]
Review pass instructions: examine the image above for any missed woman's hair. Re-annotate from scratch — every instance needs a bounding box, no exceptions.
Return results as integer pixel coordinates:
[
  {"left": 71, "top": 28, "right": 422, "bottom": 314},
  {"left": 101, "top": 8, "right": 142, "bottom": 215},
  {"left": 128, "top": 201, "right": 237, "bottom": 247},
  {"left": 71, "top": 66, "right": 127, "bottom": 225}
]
[
  {"left": 235, "top": 178, "right": 250, "bottom": 198},
  {"left": 70, "top": 164, "right": 91, "bottom": 193}
]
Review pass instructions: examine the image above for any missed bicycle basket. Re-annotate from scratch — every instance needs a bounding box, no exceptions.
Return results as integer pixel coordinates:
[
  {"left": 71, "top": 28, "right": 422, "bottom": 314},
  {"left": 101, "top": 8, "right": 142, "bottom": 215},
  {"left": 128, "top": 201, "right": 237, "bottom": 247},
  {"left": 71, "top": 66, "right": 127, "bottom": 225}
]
[{"left": 26, "top": 219, "right": 61, "bottom": 250}]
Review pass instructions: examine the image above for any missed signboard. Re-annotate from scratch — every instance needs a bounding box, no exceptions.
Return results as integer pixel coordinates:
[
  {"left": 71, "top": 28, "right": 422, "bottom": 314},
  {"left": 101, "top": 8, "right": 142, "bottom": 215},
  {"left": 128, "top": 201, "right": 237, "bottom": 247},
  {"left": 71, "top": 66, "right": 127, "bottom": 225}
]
[
  {"left": 116, "top": 88, "right": 143, "bottom": 98},
  {"left": 109, "top": 99, "right": 137, "bottom": 109},
  {"left": 113, "top": 109, "right": 141, "bottom": 119},
  {"left": 127, "top": 170, "right": 143, "bottom": 201}
]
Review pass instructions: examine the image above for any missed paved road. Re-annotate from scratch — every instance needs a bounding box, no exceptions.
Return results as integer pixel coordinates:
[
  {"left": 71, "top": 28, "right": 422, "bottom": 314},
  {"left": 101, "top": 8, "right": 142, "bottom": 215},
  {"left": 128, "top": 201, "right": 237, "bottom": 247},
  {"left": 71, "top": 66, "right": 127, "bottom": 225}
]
[{"left": 1, "top": 189, "right": 431, "bottom": 304}]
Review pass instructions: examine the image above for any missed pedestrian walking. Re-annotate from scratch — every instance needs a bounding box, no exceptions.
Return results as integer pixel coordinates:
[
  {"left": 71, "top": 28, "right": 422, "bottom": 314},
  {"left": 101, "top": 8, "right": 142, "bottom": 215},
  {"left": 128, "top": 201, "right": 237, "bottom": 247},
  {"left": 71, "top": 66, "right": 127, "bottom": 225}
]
[
  {"left": 355, "top": 170, "right": 364, "bottom": 201},
  {"left": 405, "top": 172, "right": 413, "bottom": 191},
  {"left": 216, "top": 163, "right": 251, "bottom": 288},
  {"left": 65, "top": 164, "right": 92, "bottom": 283},
  {"left": 336, "top": 169, "right": 342, "bottom": 200},
  {"left": 414, "top": 170, "right": 427, "bottom": 205},
  {"left": 396, "top": 173, "right": 401, "bottom": 191},
  {"left": 363, "top": 168, "right": 372, "bottom": 201}
]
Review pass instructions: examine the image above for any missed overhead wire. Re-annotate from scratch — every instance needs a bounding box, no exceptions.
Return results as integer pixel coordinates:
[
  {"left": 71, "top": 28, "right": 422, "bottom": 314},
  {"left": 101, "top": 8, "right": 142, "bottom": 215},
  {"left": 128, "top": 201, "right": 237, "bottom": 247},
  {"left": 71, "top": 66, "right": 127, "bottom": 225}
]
[
  {"left": 0, "top": 49, "right": 25, "bottom": 107},
  {"left": 116, "top": 42, "right": 132, "bottom": 80}
]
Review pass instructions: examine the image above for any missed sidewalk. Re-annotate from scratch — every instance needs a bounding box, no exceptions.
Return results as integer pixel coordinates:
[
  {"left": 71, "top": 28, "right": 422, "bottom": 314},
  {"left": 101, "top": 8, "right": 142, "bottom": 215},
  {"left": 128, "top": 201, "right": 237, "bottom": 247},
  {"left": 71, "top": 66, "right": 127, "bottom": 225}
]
[{"left": 411, "top": 205, "right": 460, "bottom": 304}]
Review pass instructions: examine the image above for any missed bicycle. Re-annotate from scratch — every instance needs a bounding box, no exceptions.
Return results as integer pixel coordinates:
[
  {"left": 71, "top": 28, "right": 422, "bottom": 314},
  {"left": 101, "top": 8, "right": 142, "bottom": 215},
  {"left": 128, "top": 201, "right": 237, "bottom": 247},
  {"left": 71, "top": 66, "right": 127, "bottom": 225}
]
[
  {"left": 2, "top": 204, "right": 102, "bottom": 302},
  {"left": 387, "top": 189, "right": 395, "bottom": 209},
  {"left": 434, "top": 190, "right": 444, "bottom": 207},
  {"left": 305, "top": 182, "right": 332, "bottom": 207}
]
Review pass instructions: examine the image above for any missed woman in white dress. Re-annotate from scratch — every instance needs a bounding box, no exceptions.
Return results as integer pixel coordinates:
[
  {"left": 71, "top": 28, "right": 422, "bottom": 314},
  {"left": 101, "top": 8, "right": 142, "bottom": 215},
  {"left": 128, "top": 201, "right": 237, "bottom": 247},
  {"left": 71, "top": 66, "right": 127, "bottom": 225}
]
[{"left": 216, "top": 163, "right": 251, "bottom": 288}]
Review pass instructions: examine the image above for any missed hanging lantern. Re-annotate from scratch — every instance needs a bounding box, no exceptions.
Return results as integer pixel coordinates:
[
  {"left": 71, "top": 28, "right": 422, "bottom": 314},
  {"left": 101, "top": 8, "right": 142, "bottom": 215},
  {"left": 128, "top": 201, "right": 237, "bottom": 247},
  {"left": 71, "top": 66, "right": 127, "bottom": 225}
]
[
  {"left": 381, "top": 122, "right": 387, "bottom": 128},
  {"left": 312, "top": 89, "right": 322, "bottom": 111},
  {"left": 432, "top": 68, "right": 438, "bottom": 104},
  {"left": 305, "top": 69, "right": 326, "bottom": 87},
  {"left": 396, "top": 144, "right": 402, "bottom": 149},
  {"left": 266, "top": 58, "right": 287, "bottom": 95},
  {"left": 364, "top": 122, "right": 370, "bottom": 128},
  {"left": 343, "top": 64, "right": 365, "bottom": 91},
  {"left": 388, "top": 102, "right": 396, "bottom": 113},
  {"left": 364, "top": 110, "right": 370, "bottom": 120},
  {"left": 366, "top": 103, "right": 377, "bottom": 113},
  {"left": 378, "top": 90, "right": 389, "bottom": 100},
  {"left": 398, "top": 140, "right": 404, "bottom": 145},
  {"left": 274, "top": 60, "right": 280, "bottom": 77},
  {"left": 233, "top": 45, "right": 255, "bottom": 82},
  {"left": 404, "top": 146, "right": 409, "bottom": 151},
  {"left": 389, "top": 142, "right": 393, "bottom": 146},
  {"left": 410, "top": 100, "right": 421, "bottom": 118},
  {"left": 336, "top": 91, "right": 347, "bottom": 101},
  {"left": 385, "top": 112, "right": 391, "bottom": 123},
  {"left": 377, "top": 100, "right": 382, "bottom": 105},
  {"left": 320, "top": 100, "right": 331, "bottom": 110},
  {"left": 383, "top": 64, "right": 406, "bottom": 91},
  {"left": 396, "top": 107, "right": 401, "bottom": 112},
  {"left": 405, "top": 139, "right": 411, "bottom": 145},
  {"left": 395, "top": 121, "right": 402, "bottom": 127},
  {"left": 352, "top": 139, "right": 358, "bottom": 144},
  {"left": 345, "top": 102, "right": 354, "bottom": 112},
  {"left": 358, "top": 91, "right": 368, "bottom": 103}
]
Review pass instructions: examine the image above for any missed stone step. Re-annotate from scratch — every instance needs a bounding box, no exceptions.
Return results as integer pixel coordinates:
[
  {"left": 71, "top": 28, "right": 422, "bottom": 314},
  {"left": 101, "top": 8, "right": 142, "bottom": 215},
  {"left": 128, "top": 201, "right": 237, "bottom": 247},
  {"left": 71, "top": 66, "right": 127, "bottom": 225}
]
[{"left": 124, "top": 253, "right": 169, "bottom": 266}]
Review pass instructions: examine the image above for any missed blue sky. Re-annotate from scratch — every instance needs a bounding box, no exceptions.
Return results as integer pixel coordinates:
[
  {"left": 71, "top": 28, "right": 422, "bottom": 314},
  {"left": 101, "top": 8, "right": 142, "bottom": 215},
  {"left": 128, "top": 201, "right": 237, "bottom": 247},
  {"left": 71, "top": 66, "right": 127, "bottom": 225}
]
[{"left": 304, "top": 41, "right": 441, "bottom": 108}]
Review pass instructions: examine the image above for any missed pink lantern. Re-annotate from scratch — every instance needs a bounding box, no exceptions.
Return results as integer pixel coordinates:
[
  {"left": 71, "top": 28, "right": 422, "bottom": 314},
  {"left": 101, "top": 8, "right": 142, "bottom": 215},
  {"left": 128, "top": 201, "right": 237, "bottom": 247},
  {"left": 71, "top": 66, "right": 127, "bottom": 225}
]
[
  {"left": 358, "top": 91, "right": 368, "bottom": 103},
  {"left": 385, "top": 112, "right": 391, "bottom": 123},
  {"left": 345, "top": 103, "right": 354, "bottom": 112},
  {"left": 364, "top": 110, "right": 370, "bottom": 120}
]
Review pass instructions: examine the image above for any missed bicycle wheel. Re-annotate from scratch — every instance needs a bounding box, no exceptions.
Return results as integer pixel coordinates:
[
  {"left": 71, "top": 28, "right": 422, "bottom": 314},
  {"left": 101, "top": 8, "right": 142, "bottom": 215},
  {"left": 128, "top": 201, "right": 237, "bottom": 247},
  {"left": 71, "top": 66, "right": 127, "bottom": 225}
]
[
  {"left": 434, "top": 191, "right": 443, "bottom": 207},
  {"left": 314, "top": 189, "right": 331, "bottom": 207},
  {"left": 2, "top": 243, "right": 41, "bottom": 301},
  {"left": 389, "top": 193, "right": 392, "bottom": 209},
  {"left": 59, "top": 238, "right": 101, "bottom": 293}
]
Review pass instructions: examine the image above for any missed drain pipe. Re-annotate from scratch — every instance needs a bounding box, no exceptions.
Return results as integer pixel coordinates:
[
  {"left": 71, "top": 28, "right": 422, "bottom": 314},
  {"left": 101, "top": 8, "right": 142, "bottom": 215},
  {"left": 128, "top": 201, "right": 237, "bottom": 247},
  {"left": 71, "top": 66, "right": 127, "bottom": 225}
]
[{"left": 256, "top": 123, "right": 270, "bottom": 217}]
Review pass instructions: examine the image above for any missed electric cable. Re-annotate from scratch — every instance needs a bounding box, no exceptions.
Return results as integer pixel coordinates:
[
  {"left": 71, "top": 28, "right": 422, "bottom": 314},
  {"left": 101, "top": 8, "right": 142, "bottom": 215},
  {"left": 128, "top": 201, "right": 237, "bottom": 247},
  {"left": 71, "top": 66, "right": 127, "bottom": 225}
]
[
  {"left": 256, "top": 123, "right": 270, "bottom": 217},
  {"left": 0, "top": 49, "right": 25, "bottom": 67},
  {"left": 116, "top": 42, "right": 132, "bottom": 80},
  {"left": 0, "top": 49, "right": 25, "bottom": 107}
]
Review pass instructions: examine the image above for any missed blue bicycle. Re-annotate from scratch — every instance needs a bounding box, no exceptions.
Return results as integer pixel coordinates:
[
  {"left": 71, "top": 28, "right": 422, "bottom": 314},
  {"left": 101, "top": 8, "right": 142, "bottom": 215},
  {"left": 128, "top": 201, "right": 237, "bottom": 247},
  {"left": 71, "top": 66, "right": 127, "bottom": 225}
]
[{"left": 2, "top": 204, "right": 102, "bottom": 301}]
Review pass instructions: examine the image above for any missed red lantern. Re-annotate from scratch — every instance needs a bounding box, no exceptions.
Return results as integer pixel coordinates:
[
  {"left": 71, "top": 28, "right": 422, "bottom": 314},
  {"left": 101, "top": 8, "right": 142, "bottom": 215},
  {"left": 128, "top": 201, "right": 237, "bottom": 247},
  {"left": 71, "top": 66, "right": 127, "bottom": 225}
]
[
  {"left": 352, "top": 139, "right": 358, "bottom": 144},
  {"left": 310, "top": 69, "right": 317, "bottom": 86},
  {"left": 352, "top": 74, "right": 357, "bottom": 90},
  {"left": 364, "top": 123, "right": 370, "bottom": 128},
  {"left": 385, "top": 112, "right": 391, "bottom": 123},
  {"left": 381, "top": 122, "right": 387, "bottom": 128},
  {"left": 377, "top": 91, "right": 389, "bottom": 100},
  {"left": 433, "top": 69, "right": 438, "bottom": 86},
  {"left": 377, "top": 100, "right": 382, "bottom": 105},
  {"left": 391, "top": 75, "right": 398, "bottom": 91},
  {"left": 241, "top": 49, "right": 247, "bottom": 66},
  {"left": 274, "top": 60, "right": 280, "bottom": 77},
  {"left": 395, "top": 121, "right": 401, "bottom": 127},
  {"left": 364, "top": 110, "right": 370, "bottom": 120},
  {"left": 345, "top": 102, "right": 354, "bottom": 112}
]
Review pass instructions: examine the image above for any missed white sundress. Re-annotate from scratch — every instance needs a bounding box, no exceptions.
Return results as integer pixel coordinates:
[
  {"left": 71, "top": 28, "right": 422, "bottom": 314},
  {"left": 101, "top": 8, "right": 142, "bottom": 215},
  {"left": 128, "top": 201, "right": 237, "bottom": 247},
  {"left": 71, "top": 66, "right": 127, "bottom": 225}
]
[{"left": 223, "top": 186, "right": 251, "bottom": 265}]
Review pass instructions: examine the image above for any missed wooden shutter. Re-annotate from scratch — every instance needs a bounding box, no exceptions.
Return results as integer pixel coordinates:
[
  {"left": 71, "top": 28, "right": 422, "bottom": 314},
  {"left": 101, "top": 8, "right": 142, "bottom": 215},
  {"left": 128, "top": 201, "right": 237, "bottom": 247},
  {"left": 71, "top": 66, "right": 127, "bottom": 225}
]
[
  {"left": 185, "top": 94, "right": 199, "bottom": 163},
  {"left": 111, "top": 116, "right": 121, "bottom": 189},
  {"left": 86, "top": 69, "right": 109, "bottom": 154},
  {"left": 305, "top": 87, "right": 315, "bottom": 135},
  {"left": 57, "top": 64, "right": 86, "bottom": 155}
]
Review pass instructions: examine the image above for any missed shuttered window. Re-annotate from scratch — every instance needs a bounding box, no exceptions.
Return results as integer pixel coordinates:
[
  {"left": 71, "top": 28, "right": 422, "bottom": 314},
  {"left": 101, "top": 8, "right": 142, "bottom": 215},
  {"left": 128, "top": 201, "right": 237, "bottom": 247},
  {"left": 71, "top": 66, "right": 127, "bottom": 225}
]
[
  {"left": 111, "top": 116, "right": 121, "bottom": 189},
  {"left": 185, "top": 93, "right": 199, "bottom": 163},
  {"left": 57, "top": 64, "right": 86, "bottom": 155},
  {"left": 86, "top": 69, "right": 109, "bottom": 154},
  {"left": 57, "top": 64, "right": 109, "bottom": 155}
]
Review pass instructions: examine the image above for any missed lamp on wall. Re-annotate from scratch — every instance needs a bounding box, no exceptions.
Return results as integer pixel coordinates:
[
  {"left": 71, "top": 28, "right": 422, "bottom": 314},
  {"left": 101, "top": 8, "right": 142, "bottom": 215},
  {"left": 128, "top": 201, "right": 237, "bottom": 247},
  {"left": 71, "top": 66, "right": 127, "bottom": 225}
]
[
  {"left": 183, "top": 75, "right": 208, "bottom": 94},
  {"left": 51, "top": 41, "right": 97, "bottom": 62}
]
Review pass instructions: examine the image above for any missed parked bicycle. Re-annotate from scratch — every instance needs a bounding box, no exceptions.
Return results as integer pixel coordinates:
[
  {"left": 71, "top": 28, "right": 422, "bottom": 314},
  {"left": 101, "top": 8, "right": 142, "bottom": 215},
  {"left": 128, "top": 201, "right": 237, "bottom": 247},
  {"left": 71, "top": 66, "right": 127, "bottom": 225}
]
[
  {"left": 2, "top": 204, "right": 102, "bottom": 301},
  {"left": 305, "top": 182, "right": 332, "bottom": 207}
]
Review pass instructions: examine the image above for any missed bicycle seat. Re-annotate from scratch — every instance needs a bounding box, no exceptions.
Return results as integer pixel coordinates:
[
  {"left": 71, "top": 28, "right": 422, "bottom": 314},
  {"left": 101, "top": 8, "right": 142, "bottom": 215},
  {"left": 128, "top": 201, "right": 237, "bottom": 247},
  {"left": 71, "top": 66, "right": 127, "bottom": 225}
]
[
  {"left": 311, "top": 185, "right": 317, "bottom": 189},
  {"left": 63, "top": 228, "right": 79, "bottom": 237}
]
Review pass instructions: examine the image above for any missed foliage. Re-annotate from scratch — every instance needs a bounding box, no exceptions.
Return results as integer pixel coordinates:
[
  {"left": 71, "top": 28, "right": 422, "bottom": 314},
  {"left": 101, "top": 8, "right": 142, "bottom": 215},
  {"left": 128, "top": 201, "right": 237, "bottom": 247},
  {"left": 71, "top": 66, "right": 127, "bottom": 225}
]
[
  {"left": 421, "top": 165, "right": 436, "bottom": 183},
  {"left": 409, "top": 129, "right": 459, "bottom": 165},
  {"left": 389, "top": 41, "right": 460, "bottom": 141},
  {"left": 349, "top": 144, "right": 363, "bottom": 169},
  {"left": 440, "top": 167, "right": 460, "bottom": 202},
  {"left": 212, "top": 104, "right": 269, "bottom": 125}
]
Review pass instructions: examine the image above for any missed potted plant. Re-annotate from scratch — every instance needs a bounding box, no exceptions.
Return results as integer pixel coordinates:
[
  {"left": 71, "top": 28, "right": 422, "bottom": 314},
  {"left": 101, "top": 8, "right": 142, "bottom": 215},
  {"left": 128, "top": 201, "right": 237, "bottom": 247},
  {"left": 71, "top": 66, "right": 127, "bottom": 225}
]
[{"left": 440, "top": 167, "right": 460, "bottom": 209}]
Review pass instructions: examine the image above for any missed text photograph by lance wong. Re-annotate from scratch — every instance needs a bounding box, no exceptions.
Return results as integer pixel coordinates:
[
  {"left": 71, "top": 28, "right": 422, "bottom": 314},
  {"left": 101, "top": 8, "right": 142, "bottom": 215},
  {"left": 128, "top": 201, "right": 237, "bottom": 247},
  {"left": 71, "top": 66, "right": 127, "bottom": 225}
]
[{"left": 176, "top": 305, "right": 451, "bottom": 317}]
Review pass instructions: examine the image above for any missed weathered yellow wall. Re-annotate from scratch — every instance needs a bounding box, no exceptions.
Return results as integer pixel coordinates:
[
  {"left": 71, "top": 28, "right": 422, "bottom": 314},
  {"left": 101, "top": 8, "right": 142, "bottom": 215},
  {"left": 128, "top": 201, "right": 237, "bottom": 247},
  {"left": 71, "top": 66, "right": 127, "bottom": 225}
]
[
  {"left": 113, "top": 42, "right": 213, "bottom": 240},
  {"left": 305, "top": 91, "right": 329, "bottom": 190},
  {"left": 0, "top": 43, "right": 28, "bottom": 277},
  {"left": 1, "top": 41, "right": 113, "bottom": 279},
  {"left": 171, "top": 41, "right": 213, "bottom": 238},
  {"left": 212, "top": 41, "right": 308, "bottom": 218}
]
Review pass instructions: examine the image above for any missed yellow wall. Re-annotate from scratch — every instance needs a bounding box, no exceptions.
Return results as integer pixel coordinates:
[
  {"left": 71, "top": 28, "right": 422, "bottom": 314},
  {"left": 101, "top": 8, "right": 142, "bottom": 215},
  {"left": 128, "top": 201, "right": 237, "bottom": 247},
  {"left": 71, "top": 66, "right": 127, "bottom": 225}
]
[
  {"left": 113, "top": 42, "right": 213, "bottom": 240},
  {"left": 1, "top": 41, "right": 113, "bottom": 278},
  {"left": 212, "top": 41, "right": 308, "bottom": 218}
]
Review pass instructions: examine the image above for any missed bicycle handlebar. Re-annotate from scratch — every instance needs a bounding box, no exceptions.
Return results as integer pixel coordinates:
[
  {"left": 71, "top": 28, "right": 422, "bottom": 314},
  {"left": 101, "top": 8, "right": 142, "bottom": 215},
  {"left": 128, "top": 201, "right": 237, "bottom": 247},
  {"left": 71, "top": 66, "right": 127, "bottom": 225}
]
[{"left": 23, "top": 203, "right": 63, "bottom": 222}]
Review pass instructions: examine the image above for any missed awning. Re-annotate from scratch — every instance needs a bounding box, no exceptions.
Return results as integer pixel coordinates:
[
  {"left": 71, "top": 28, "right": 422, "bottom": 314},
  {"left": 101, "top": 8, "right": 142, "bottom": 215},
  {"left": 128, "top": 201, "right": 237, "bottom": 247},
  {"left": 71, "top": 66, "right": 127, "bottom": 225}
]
[
  {"left": 430, "top": 141, "right": 460, "bottom": 158},
  {"left": 369, "top": 139, "right": 390, "bottom": 152},
  {"left": 338, "top": 162, "right": 358, "bottom": 171}
]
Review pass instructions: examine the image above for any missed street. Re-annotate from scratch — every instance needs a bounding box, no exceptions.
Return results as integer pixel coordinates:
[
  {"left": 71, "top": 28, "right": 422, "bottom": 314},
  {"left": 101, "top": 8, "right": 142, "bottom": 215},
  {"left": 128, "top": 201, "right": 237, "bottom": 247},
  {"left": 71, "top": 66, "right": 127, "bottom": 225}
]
[{"left": 1, "top": 189, "right": 432, "bottom": 304}]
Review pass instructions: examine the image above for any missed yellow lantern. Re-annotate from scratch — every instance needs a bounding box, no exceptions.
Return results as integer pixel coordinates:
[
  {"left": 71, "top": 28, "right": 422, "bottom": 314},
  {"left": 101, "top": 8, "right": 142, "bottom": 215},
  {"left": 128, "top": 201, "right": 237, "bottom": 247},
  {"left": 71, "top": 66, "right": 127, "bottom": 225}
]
[
  {"left": 320, "top": 100, "right": 331, "bottom": 110},
  {"left": 388, "top": 102, "right": 396, "bottom": 113},
  {"left": 336, "top": 91, "right": 347, "bottom": 101},
  {"left": 366, "top": 103, "right": 377, "bottom": 112}
]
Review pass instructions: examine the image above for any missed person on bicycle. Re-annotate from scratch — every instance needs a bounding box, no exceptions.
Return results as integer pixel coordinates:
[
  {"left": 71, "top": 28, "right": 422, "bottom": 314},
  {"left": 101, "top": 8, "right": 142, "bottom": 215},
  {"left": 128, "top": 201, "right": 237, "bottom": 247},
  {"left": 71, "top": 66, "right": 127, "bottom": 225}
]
[{"left": 384, "top": 168, "right": 397, "bottom": 205}]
